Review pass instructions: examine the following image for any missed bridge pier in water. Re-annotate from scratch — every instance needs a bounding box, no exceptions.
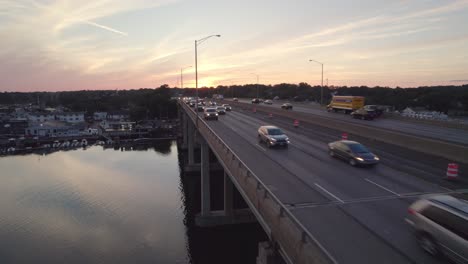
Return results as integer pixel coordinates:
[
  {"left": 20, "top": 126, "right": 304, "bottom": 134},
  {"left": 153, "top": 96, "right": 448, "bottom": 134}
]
[
  {"left": 178, "top": 108, "right": 283, "bottom": 264},
  {"left": 196, "top": 136, "right": 256, "bottom": 227}
]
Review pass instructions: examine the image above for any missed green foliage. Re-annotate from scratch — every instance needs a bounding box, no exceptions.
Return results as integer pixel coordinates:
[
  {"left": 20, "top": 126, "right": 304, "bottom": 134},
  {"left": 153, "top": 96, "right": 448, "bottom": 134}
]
[
  {"left": 180, "top": 84, "right": 468, "bottom": 113},
  {"left": 1, "top": 84, "right": 467, "bottom": 116},
  {"left": 0, "top": 85, "right": 178, "bottom": 120}
]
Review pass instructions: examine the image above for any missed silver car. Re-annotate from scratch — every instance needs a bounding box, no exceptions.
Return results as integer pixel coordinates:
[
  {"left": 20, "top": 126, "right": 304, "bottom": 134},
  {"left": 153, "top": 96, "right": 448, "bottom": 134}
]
[
  {"left": 406, "top": 194, "right": 468, "bottom": 263},
  {"left": 258, "top": 125, "right": 289, "bottom": 148},
  {"left": 222, "top": 104, "right": 232, "bottom": 111}
]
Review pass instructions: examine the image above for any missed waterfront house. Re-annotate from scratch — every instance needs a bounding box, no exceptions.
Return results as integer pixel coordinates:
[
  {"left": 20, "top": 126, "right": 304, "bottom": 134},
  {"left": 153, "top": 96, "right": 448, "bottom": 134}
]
[
  {"left": 27, "top": 112, "right": 55, "bottom": 123},
  {"left": 55, "top": 112, "right": 85, "bottom": 123},
  {"left": 93, "top": 112, "right": 107, "bottom": 121},
  {"left": 107, "top": 111, "right": 129, "bottom": 121},
  {"left": 25, "top": 121, "right": 85, "bottom": 137}
]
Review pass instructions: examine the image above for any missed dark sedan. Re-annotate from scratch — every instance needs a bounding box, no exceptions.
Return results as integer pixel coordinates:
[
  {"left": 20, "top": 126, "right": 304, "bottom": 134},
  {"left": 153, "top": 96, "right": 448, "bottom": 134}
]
[
  {"left": 216, "top": 106, "right": 226, "bottom": 115},
  {"left": 328, "top": 140, "right": 379, "bottom": 166}
]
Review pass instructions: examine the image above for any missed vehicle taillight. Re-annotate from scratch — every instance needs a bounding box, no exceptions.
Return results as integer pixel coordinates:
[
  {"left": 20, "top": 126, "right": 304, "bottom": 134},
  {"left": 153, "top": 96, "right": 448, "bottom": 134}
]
[{"left": 408, "top": 208, "right": 416, "bottom": 215}]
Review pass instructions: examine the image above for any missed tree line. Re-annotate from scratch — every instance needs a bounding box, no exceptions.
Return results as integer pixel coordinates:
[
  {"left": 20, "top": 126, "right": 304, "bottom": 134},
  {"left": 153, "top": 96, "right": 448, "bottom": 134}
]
[
  {"left": 0, "top": 85, "right": 178, "bottom": 121},
  {"left": 0, "top": 84, "right": 467, "bottom": 116},
  {"left": 178, "top": 84, "right": 468, "bottom": 114}
]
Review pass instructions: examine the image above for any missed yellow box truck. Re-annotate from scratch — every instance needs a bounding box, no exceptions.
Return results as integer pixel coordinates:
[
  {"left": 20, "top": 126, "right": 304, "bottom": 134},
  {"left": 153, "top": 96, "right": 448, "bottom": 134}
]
[{"left": 327, "top": 96, "right": 365, "bottom": 113}]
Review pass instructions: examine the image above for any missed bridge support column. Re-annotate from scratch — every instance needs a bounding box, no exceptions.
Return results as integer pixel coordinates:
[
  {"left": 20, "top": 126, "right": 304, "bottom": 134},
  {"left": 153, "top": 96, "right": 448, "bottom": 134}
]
[
  {"left": 181, "top": 113, "right": 188, "bottom": 149},
  {"left": 200, "top": 138, "right": 211, "bottom": 217},
  {"left": 187, "top": 121, "right": 195, "bottom": 166},
  {"left": 256, "top": 241, "right": 280, "bottom": 264},
  {"left": 224, "top": 171, "right": 233, "bottom": 217}
]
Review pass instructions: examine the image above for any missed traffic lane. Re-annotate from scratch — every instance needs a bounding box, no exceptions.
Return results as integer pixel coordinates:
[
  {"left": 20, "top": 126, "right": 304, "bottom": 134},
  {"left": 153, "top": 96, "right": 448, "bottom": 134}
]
[
  {"left": 234, "top": 107, "right": 468, "bottom": 189},
  {"left": 292, "top": 198, "right": 442, "bottom": 264},
  {"left": 226, "top": 109, "right": 448, "bottom": 263},
  {"left": 228, "top": 110, "right": 448, "bottom": 196},
  {"left": 204, "top": 117, "right": 331, "bottom": 205},
  {"left": 288, "top": 104, "right": 468, "bottom": 145},
  {"left": 291, "top": 205, "right": 413, "bottom": 264},
  {"left": 229, "top": 99, "right": 468, "bottom": 145},
  {"left": 338, "top": 198, "right": 442, "bottom": 264},
  {"left": 224, "top": 111, "right": 397, "bottom": 200},
  {"left": 222, "top": 110, "right": 443, "bottom": 264}
]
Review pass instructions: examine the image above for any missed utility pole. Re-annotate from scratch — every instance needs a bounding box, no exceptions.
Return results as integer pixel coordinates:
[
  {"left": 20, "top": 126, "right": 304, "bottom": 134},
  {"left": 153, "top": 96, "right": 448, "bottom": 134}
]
[{"left": 309, "top": 59, "right": 324, "bottom": 105}]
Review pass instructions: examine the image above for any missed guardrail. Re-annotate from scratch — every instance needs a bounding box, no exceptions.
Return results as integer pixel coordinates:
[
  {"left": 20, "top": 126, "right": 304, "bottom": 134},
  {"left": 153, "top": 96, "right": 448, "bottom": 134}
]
[
  {"left": 179, "top": 101, "right": 337, "bottom": 264},
  {"left": 227, "top": 101, "right": 468, "bottom": 164}
]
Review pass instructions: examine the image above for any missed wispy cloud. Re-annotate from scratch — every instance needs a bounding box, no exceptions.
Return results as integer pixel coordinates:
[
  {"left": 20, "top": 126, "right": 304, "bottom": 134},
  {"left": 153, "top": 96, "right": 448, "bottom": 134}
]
[
  {"left": 0, "top": 0, "right": 467, "bottom": 90},
  {"left": 83, "top": 21, "right": 128, "bottom": 36}
]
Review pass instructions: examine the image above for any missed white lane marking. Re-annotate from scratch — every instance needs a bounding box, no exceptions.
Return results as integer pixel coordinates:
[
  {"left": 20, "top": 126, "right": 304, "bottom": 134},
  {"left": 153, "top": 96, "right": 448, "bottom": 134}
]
[
  {"left": 314, "top": 183, "right": 344, "bottom": 203},
  {"left": 255, "top": 143, "right": 267, "bottom": 151},
  {"left": 365, "top": 178, "right": 401, "bottom": 197},
  {"left": 439, "top": 185, "right": 453, "bottom": 192},
  {"left": 291, "top": 190, "right": 467, "bottom": 209}
]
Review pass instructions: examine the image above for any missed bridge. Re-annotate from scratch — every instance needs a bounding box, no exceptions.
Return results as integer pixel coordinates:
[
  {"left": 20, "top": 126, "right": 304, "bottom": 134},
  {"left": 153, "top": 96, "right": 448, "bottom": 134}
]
[{"left": 177, "top": 99, "right": 468, "bottom": 264}]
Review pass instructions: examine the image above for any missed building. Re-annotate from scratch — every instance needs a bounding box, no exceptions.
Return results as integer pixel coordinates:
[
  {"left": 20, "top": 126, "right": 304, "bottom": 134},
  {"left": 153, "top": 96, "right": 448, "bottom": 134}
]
[
  {"left": 100, "top": 120, "right": 135, "bottom": 130},
  {"left": 25, "top": 121, "right": 85, "bottom": 137},
  {"left": 107, "top": 111, "right": 129, "bottom": 121},
  {"left": 55, "top": 112, "right": 85, "bottom": 123},
  {"left": 27, "top": 112, "right": 55, "bottom": 123},
  {"left": 12, "top": 108, "right": 28, "bottom": 119},
  {"left": 93, "top": 112, "right": 107, "bottom": 121}
]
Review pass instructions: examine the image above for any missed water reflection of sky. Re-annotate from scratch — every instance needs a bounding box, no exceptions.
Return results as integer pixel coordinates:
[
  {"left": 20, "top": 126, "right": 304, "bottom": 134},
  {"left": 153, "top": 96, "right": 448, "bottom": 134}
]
[{"left": 0, "top": 142, "right": 189, "bottom": 264}]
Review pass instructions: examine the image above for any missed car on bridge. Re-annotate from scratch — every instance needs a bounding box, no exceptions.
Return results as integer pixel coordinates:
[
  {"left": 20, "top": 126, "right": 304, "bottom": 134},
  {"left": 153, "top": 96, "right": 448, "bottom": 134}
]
[
  {"left": 222, "top": 104, "right": 232, "bottom": 111},
  {"left": 258, "top": 125, "right": 290, "bottom": 148},
  {"left": 197, "top": 105, "right": 204, "bottom": 112},
  {"left": 252, "top": 98, "right": 260, "bottom": 104},
  {"left": 328, "top": 140, "right": 379, "bottom": 166},
  {"left": 264, "top": 100, "right": 273, "bottom": 105},
  {"left": 233, "top": 98, "right": 238, "bottom": 101},
  {"left": 406, "top": 194, "right": 468, "bottom": 263},
  {"left": 216, "top": 106, "right": 226, "bottom": 115},
  {"left": 281, "top": 103, "right": 293, "bottom": 110},
  {"left": 203, "top": 108, "right": 218, "bottom": 120}
]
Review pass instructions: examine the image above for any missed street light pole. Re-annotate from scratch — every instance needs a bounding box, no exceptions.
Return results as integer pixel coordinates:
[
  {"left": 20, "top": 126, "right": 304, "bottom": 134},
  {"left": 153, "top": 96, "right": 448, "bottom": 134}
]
[
  {"left": 250, "top": 73, "right": 259, "bottom": 98},
  {"left": 195, "top": 34, "right": 221, "bottom": 127},
  {"left": 181, "top": 66, "right": 192, "bottom": 89},
  {"left": 309, "top": 59, "right": 324, "bottom": 105}
]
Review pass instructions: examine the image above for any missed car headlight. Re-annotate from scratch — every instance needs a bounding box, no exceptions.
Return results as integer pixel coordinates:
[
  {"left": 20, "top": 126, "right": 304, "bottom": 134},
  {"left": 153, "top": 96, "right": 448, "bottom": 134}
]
[
  {"left": 215, "top": 113, "right": 218, "bottom": 116},
  {"left": 374, "top": 156, "right": 380, "bottom": 160},
  {"left": 270, "top": 137, "right": 277, "bottom": 142},
  {"left": 285, "top": 137, "right": 289, "bottom": 141},
  {"left": 356, "top": 157, "right": 364, "bottom": 161}
]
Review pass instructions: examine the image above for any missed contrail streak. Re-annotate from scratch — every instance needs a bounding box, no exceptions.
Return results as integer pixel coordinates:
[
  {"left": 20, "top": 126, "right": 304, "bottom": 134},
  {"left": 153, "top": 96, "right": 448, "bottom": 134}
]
[{"left": 84, "top": 21, "right": 128, "bottom": 36}]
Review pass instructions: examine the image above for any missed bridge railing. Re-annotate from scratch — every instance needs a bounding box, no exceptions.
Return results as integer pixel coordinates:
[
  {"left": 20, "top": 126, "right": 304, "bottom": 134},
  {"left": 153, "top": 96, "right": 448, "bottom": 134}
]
[{"left": 179, "top": 101, "right": 337, "bottom": 264}]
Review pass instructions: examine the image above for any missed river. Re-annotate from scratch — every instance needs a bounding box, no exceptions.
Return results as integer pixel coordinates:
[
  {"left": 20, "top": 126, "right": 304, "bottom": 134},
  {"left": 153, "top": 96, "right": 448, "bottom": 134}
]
[{"left": 0, "top": 141, "right": 266, "bottom": 264}]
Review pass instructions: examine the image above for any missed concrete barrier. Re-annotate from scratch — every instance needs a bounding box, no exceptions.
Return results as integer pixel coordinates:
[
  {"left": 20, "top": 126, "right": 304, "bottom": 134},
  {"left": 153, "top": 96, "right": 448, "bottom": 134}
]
[
  {"left": 227, "top": 101, "right": 468, "bottom": 164},
  {"left": 385, "top": 112, "right": 468, "bottom": 131}
]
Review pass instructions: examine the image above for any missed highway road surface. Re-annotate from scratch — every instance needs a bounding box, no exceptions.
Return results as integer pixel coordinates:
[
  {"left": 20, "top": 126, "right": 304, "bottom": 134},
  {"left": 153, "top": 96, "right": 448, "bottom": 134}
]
[
  {"left": 188, "top": 104, "right": 468, "bottom": 264},
  {"left": 228, "top": 99, "right": 468, "bottom": 146}
]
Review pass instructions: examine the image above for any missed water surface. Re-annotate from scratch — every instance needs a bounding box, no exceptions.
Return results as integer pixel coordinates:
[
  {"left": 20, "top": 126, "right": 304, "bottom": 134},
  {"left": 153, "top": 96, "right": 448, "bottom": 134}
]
[{"left": 0, "top": 142, "right": 265, "bottom": 264}]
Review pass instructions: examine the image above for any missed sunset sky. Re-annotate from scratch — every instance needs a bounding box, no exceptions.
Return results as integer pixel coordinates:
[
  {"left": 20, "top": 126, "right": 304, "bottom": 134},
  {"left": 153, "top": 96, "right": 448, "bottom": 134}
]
[{"left": 1, "top": 0, "right": 468, "bottom": 91}]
